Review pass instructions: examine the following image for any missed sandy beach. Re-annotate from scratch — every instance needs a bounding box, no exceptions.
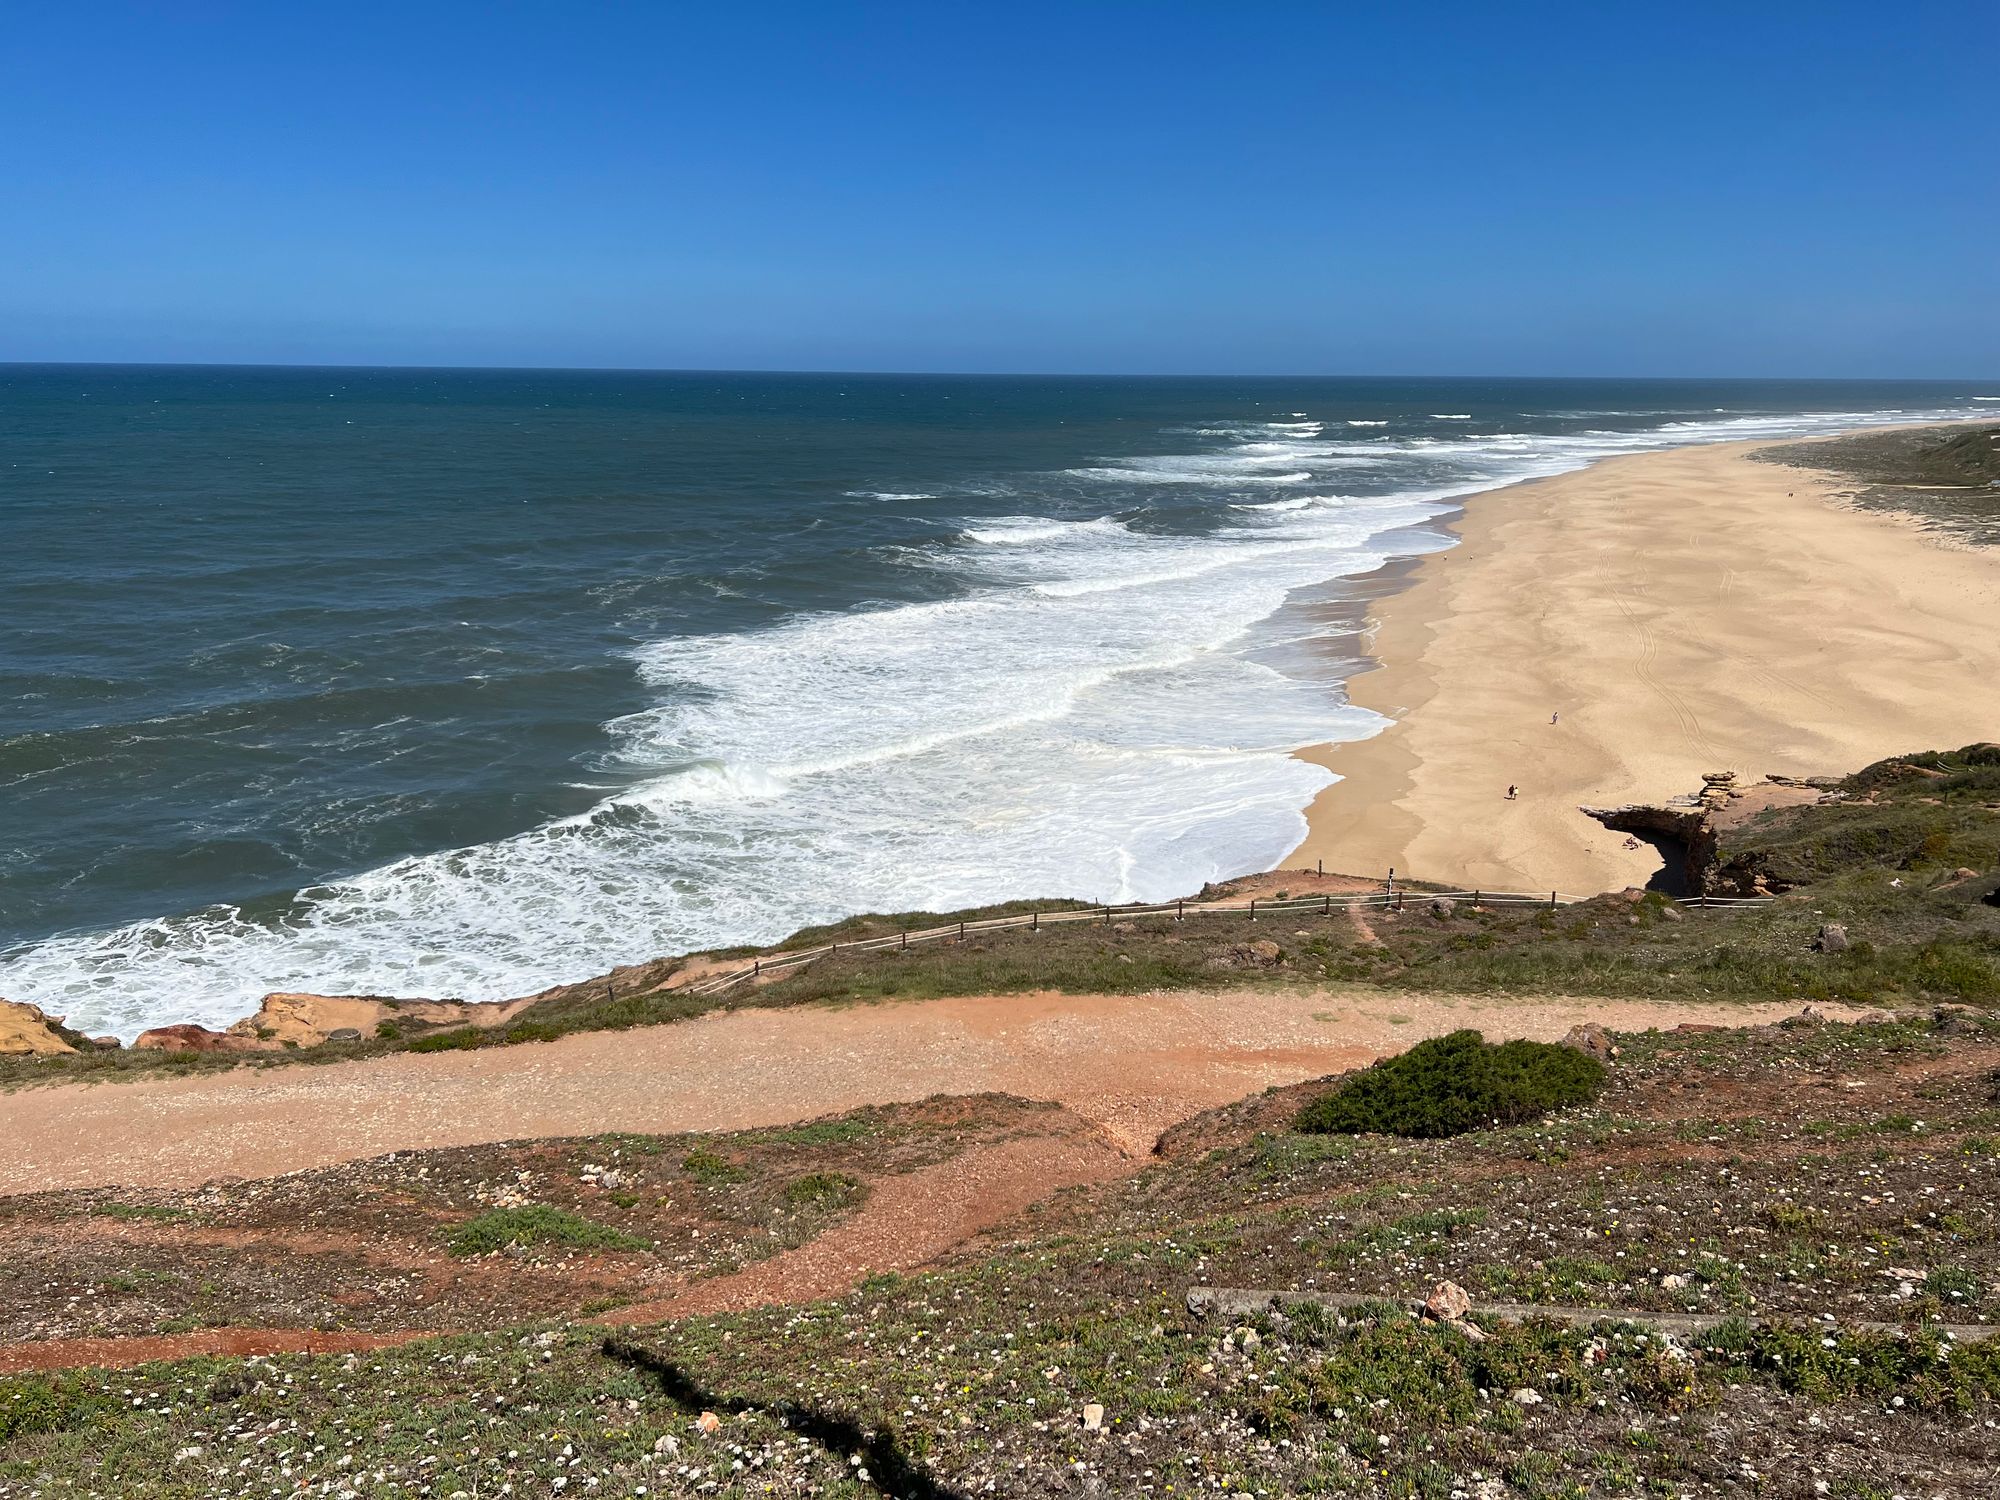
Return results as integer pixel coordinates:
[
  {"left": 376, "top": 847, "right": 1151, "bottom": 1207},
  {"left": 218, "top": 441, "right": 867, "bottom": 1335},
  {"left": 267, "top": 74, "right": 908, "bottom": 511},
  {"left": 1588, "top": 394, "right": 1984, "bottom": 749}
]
[{"left": 1289, "top": 428, "right": 2000, "bottom": 896}]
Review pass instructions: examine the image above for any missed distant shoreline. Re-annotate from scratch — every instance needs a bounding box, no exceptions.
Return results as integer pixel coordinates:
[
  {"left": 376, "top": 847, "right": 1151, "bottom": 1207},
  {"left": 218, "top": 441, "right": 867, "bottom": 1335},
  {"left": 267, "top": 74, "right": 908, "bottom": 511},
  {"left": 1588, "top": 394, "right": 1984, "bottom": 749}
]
[{"left": 1283, "top": 420, "right": 2000, "bottom": 894}]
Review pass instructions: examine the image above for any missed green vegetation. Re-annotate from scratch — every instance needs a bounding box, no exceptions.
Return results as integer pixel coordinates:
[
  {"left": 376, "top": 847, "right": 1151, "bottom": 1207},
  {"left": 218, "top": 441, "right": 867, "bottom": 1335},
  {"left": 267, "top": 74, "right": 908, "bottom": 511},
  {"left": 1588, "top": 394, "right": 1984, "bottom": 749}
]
[
  {"left": 1295, "top": 1029, "right": 1605, "bottom": 1138},
  {"left": 7, "top": 1014, "right": 2000, "bottom": 1494},
  {"left": 443, "top": 1205, "right": 651, "bottom": 1257},
  {"left": 680, "top": 1148, "right": 749, "bottom": 1185},
  {"left": 783, "top": 1171, "right": 865, "bottom": 1209},
  {"left": 1719, "top": 744, "right": 2000, "bottom": 891},
  {"left": 1758, "top": 423, "right": 2000, "bottom": 546}
]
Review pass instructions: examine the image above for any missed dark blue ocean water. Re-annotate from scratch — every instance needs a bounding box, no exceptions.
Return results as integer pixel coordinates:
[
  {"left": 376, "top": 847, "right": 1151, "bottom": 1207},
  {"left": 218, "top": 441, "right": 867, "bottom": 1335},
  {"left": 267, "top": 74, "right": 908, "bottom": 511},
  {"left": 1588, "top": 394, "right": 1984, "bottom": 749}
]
[{"left": 3, "top": 366, "right": 1991, "bottom": 1034}]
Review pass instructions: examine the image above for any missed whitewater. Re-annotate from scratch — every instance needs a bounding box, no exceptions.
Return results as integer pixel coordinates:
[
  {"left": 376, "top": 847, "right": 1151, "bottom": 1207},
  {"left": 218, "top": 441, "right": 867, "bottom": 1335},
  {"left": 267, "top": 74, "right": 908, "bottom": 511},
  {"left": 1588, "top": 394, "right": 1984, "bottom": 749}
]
[{"left": 1, "top": 384, "right": 1984, "bottom": 1037}]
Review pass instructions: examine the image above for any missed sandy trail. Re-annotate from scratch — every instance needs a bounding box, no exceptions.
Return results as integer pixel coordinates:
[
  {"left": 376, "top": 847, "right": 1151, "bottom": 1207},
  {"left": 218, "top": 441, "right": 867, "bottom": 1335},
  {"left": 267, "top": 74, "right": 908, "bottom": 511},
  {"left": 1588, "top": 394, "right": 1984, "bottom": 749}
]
[
  {"left": 1291, "top": 428, "right": 2000, "bottom": 895},
  {"left": 614, "top": 1128, "right": 1128, "bottom": 1322},
  {"left": 0, "top": 988, "right": 1852, "bottom": 1196},
  {"left": 0, "top": 1329, "right": 421, "bottom": 1376}
]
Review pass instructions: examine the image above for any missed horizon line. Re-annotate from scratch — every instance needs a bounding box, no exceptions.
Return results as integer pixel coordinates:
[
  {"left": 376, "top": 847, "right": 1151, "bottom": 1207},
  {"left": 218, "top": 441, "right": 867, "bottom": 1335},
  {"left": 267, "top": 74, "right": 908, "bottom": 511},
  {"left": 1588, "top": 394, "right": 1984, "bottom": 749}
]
[{"left": 4, "top": 359, "right": 1998, "bottom": 384}]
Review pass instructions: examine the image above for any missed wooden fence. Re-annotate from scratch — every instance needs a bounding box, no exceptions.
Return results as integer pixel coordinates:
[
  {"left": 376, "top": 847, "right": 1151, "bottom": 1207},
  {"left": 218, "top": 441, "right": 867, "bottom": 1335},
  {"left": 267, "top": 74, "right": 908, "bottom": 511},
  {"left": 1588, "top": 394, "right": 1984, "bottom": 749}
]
[{"left": 680, "top": 884, "right": 1775, "bottom": 998}]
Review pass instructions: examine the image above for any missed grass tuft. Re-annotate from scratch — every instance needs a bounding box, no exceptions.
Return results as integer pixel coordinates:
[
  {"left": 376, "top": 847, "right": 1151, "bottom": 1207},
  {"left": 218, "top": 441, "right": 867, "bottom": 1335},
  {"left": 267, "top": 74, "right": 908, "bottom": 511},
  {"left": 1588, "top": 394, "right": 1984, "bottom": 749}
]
[{"left": 442, "top": 1205, "right": 650, "bottom": 1257}]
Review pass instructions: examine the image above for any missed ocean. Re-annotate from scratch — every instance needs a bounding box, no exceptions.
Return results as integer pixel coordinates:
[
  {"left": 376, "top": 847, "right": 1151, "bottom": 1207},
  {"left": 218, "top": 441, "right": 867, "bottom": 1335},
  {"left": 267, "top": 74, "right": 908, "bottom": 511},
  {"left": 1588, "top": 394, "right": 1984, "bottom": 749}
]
[{"left": 2, "top": 367, "right": 1991, "bottom": 1037}]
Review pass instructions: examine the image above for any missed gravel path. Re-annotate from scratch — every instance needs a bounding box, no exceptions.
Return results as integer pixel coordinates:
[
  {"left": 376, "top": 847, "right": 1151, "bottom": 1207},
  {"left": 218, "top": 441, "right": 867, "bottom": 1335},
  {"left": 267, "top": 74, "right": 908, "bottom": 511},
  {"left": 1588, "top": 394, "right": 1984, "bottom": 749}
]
[{"left": 0, "top": 988, "right": 1851, "bottom": 1195}]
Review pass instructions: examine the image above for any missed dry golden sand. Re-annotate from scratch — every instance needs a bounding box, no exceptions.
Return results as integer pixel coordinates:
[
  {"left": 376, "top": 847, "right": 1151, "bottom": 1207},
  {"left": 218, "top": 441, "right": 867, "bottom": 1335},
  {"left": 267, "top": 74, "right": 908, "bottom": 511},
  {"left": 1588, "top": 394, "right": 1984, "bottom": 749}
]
[
  {"left": 1290, "top": 429, "right": 2000, "bottom": 896},
  {"left": 0, "top": 987, "right": 1859, "bottom": 1196}
]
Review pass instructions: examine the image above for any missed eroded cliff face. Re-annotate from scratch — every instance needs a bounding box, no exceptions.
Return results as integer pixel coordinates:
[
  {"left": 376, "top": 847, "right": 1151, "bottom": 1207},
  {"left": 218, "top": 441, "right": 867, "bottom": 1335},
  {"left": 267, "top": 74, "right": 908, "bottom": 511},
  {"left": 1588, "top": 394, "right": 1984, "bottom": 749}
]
[
  {"left": 1581, "top": 770, "right": 1839, "bottom": 897},
  {"left": 128, "top": 991, "right": 540, "bottom": 1052},
  {"left": 0, "top": 998, "right": 83, "bottom": 1057}
]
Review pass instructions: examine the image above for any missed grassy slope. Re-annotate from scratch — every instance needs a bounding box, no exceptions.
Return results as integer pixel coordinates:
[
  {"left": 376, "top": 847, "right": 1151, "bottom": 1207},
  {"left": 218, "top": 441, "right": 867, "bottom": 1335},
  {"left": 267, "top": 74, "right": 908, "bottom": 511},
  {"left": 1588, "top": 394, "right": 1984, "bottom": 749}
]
[
  {"left": 1755, "top": 423, "right": 2000, "bottom": 546},
  {"left": 6, "top": 1013, "right": 2000, "bottom": 1496}
]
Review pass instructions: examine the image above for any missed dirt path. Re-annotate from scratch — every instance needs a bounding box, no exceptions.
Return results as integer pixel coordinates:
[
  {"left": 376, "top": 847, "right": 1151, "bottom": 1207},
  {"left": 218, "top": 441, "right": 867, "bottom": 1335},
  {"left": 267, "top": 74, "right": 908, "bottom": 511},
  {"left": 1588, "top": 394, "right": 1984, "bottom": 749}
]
[
  {"left": 0, "top": 1328, "right": 424, "bottom": 1375},
  {"left": 0, "top": 988, "right": 1855, "bottom": 1195},
  {"left": 613, "top": 1128, "right": 1128, "bottom": 1322}
]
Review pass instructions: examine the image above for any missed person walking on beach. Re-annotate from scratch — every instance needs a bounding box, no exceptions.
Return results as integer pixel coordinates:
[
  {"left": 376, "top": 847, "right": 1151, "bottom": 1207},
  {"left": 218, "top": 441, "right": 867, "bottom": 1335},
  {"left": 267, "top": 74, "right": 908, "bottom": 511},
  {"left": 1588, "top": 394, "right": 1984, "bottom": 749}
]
[
  {"left": 1550, "top": 711, "right": 1560, "bottom": 725},
  {"left": 1506, "top": 784, "right": 1518, "bottom": 800}
]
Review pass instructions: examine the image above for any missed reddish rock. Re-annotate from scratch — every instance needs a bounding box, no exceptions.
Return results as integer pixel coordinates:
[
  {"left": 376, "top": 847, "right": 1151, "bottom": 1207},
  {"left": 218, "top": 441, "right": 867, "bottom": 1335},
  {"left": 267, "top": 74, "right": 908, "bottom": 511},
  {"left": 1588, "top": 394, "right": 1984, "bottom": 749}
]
[
  {"left": 132, "top": 1024, "right": 261, "bottom": 1054},
  {"left": 1424, "top": 1279, "right": 1473, "bottom": 1321}
]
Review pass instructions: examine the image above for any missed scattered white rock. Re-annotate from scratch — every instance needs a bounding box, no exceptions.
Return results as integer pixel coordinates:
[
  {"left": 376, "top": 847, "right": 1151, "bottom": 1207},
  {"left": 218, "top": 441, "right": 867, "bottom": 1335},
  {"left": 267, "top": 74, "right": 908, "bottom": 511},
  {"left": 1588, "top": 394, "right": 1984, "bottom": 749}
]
[{"left": 1081, "top": 1403, "right": 1104, "bottom": 1431}]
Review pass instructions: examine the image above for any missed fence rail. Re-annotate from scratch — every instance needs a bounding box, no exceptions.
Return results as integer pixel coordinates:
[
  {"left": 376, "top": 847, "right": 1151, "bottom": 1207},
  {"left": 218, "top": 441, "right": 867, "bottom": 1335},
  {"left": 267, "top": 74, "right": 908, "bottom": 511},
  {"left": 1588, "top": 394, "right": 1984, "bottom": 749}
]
[{"left": 679, "top": 884, "right": 1776, "bottom": 998}]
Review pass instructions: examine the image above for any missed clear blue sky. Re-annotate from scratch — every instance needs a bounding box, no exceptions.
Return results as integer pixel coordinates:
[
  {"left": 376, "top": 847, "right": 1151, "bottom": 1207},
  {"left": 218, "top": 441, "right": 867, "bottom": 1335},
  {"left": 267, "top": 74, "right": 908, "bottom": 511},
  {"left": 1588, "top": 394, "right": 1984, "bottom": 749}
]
[{"left": 4, "top": 2, "right": 1994, "bottom": 376}]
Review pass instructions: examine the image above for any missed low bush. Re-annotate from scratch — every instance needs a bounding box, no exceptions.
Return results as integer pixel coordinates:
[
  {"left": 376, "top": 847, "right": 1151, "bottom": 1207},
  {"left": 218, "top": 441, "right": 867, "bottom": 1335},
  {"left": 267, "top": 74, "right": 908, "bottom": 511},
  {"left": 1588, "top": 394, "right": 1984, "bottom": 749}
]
[
  {"left": 443, "top": 1205, "right": 650, "bottom": 1257},
  {"left": 681, "top": 1149, "right": 748, "bottom": 1184},
  {"left": 0, "top": 1374, "right": 114, "bottom": 1444},
  {"left": 1294, "top": 1029, "right": 1604, "bottom": 1139},
  {"left": 783, "top": 1171, "right": 864, "bottom": 1209}
]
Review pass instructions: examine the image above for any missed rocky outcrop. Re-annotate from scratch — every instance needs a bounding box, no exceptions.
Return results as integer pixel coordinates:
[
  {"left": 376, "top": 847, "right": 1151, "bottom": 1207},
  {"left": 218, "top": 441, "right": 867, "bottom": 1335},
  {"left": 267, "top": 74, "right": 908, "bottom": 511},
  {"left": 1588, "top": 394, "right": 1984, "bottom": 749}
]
[
  {"left": 223, "top": 991, "right": 538, "bottom": 1049},
  {"left": 20, "top": 951, "right": 694, "bottom": 1060},
  {"left": 1576, "top": 795, "right": 1714, "bottom": 893},
  {"left": 1581, "top": 768, "right": 1841, "bottom": 897},
  {"left": 132, "top": 1023, "right": 267, "bottom": 1054},
  {"left": 1561, "top": 1023, "right": 1619, "bottom": 1062},
  {"left": 0, "top": 999, "right": 82, "bottom": 1057}
]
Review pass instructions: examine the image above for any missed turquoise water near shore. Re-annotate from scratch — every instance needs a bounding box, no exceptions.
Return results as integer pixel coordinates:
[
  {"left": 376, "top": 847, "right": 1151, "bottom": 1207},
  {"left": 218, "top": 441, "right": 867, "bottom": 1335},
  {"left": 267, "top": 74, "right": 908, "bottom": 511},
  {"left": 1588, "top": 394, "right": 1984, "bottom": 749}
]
[{"left": 2, "top": 368, "right": 1990, "bottom": 1035}]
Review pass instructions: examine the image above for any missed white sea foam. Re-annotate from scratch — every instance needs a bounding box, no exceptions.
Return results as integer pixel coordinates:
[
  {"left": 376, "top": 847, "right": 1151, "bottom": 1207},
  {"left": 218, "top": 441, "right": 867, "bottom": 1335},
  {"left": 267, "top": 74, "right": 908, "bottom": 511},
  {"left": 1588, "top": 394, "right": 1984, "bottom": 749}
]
[
  {"left": 1346, "top": 420, "right": 1390, "bottom": 427},
  {"left": 4, "top": 397, "right": 1984, "bottom": 1036},
  {"left": 962, "top": 517, "right": 1129, "bottom": 545},
  {"left": 844, "top": 490, "right": 936, "bottom": 500}
]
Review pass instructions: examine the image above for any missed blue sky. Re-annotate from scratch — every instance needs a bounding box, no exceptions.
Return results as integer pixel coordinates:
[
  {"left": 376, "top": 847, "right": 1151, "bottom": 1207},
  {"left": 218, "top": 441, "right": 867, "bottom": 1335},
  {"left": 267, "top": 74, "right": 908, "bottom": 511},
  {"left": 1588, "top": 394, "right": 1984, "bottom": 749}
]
[{"left": 3, "top": 2, "right": 1994, "bottom": 375}]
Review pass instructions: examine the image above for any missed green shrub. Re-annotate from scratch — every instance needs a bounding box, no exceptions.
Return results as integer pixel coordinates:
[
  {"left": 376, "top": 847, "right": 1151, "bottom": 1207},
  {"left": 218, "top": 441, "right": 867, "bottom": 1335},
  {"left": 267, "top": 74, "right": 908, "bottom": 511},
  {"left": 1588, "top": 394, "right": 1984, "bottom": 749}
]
[
  {"left": 681, "top": 1149, "right": 748, "bottom": 1184},
  {"left": 406, "top": 1027, "right": 487, "bottom": 1053},
  {"left": 783, "top": 1171, "right": 864, "bottom": 1208},
  {"left": 1294, "top": 1030, "right": 1604, "bottom": 1139},
  {"left": 0, "top": 1374, "right": 115, "bottom": 1443},
  {"left": 443, "top": 1205, "right": 649, "bottom": 1257}
]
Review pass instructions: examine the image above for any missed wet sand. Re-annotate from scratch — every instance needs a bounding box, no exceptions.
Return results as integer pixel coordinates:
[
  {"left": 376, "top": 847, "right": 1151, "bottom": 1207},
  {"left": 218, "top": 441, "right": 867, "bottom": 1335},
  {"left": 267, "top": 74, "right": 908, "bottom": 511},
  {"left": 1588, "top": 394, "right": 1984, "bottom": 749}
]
[
  {"left": 0, "top": 987, "right": 1858, "bottom": 1194},
  {"left": 1287, "top": 429, "right": 2000, "bottom": 895}
]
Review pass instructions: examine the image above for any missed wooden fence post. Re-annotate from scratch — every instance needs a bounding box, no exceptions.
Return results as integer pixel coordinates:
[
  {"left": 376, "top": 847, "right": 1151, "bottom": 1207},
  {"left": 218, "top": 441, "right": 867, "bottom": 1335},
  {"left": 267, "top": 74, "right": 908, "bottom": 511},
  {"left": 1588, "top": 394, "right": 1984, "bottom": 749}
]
[
  {"left": 1249, "top": 898, "right": 1257, "bottom": 921},
  {"left": 1031, "top": 911, "right": 1039, "bottom": 932},
  {"left": 1549, "top": 891, "right": 1558, "bottom": 911},
  {"left": 754, "top": 958, "right": 761, "bottom": 976}
]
